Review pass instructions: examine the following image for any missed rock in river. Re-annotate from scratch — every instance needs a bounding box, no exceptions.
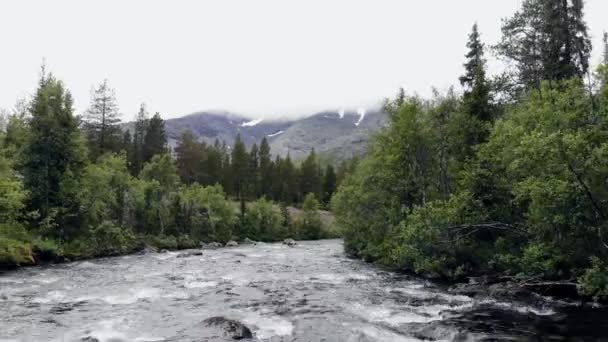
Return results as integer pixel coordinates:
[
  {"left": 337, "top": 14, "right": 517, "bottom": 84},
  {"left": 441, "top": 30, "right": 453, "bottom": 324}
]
[
  {"left": 225, "top": 241, "right": 239, "bottom": 247},
  {"left": 176, "top": 250, "right": 203, "bottom": 258},
  {"left": 202, "top": 316, "right": 253, "bottom": 340},
  {"left": 202, "top": 242, "right": 223, "bottom": 249},
  {"left": 282, "top": 238, "right": 297, "bottom": 247}
]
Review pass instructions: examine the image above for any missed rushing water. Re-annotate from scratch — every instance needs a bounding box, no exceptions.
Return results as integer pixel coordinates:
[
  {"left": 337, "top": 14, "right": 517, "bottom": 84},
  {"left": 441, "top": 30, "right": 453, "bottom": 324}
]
[{"left": 0, "top": 240, "right": 606, "bottom": 341}]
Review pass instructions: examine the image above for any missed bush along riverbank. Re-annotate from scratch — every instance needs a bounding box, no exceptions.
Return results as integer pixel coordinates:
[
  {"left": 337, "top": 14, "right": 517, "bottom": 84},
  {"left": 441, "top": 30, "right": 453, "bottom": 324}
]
[
  {"left": 0, "top": 70, "right": 340, "bottom": 271},
  {"left": 332, "top": 9, "right": 608, "bottom": 302},
  {"left": 0, "top": 193, "right": 338, "bottom": 270}
]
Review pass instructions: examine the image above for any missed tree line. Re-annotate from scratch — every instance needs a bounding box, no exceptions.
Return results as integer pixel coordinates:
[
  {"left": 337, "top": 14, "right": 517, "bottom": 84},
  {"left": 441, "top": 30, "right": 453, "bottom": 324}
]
[
  {"left": 0, "top": 69, "right": 345, "bottom": 268},
  {"left": 333, "top": 0, "right": 608, "bottom": 300}
]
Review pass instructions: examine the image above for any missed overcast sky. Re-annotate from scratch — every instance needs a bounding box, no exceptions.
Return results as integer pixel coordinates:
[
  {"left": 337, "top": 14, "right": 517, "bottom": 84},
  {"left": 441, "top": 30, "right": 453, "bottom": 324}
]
[{"left": 1, "top": 1, "right": 606, "bottom": 120}]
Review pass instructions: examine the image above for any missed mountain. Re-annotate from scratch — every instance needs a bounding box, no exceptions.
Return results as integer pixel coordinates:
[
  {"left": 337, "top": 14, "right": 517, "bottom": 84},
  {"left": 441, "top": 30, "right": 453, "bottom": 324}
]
[{"left": 156, "top": 109, "right": 388, "bottom": 161}]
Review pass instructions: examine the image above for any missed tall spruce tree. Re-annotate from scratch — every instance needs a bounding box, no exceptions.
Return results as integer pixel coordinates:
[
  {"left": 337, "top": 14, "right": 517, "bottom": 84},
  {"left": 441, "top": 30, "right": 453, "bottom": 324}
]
[
  {"left": 131, "top": 103, "right": 149, "bottom": 175},
  {"left": 604, "top": 32, "right": 608, "bottom": 65},
  {"left": 259, "top": 137, "right": 273, "bottom": 198},
  {"left": 248, "top": 143, "right": 259, "bottom": 197},
  {"left": 174, "top": 129, "right": 204, "bottom": 184},
  {"left": 496, "top": 0, "right": 591, "bottom": 89},
  {"left": 460, "top": 23, "right": 492, "bottom": 123},
  {"left": 299, "top": 149, "right": 321, "bottom": 201},
  {"left": 23, "top": 71, "right": 87, "bottom": 238},
  {"left": 143, "top": 112, "right": 167, "bottom": 162},
  {"left": 83, "top": 79, "right": 121, "bottom": 161},
  {"left": 231, "top": 134, "right": 249, "bottom": 211},
  {"left": 322, "top": 164, "right": 337, "bottom": 206}
]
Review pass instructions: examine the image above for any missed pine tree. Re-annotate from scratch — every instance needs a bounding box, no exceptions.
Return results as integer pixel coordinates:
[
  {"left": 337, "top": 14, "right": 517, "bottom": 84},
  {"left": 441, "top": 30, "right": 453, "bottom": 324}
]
[
  {"left": 258, "top": 137, "right": 273, "bottom": 198},
  {"left": 83, "top": 79, "right": 122, "bottom": 161},
  {"left": 604, "top": 32, "right": 608, "bottom": 65},
  {"left": 23, "top": 71, "right": 87, "bottom": 238},
  {"left": 205, "top": 139, "right": 223, "bottom": 186},
  {"left": 143, "top": 112, "right": 167, "bottom": 162},
  {"left": 131, "top": 103, "right": 149, "bottom": 175},
  {"left": 496, "top": 0, "right": 591, "bottom": 89},
  {"left": 231, "top": 133, "right": 249, "bottom": 205},
  {"left": 460, "top": 23, "right": 492, "bottom": 123},
  {"left": 175, "top": 130, "right": 204, "bottom": 184},
  {"left": 299, "top": 149, "right": 321, "bottom": 200},
  {"left": 248, "top": 143, "right": 259, "bottom": 197},
  {"left": 322, "top": 164, "right": 337, "bottom": 206}
]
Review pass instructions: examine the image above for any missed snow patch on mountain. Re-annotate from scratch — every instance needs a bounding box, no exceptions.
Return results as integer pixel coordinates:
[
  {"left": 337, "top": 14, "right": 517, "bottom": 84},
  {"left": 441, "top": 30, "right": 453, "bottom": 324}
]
[
  {"left": 267, "top": 130, "right": 284, "bottom": 137},
  {"left": 242, "top": 118, "right": 264, "bottom": 127},
  {"left": 338, "top": 109, "right": 345, "bottom": 119},
  {"left": 355, "top": 108, "right": 366, "bottom": 126}
]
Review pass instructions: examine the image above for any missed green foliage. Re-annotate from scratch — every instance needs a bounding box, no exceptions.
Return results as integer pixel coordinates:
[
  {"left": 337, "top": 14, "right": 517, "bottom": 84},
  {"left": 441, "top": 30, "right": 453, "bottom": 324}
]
[
  {"left": 243, "top": 198, "right": 282, "bottom": 241},
  {"left": 143, "top": 112, "right": 167, "bottom": 162},
  {"left": 22, "top": 72, "right": 87, "bottom": 239},
  {"left": 87, "top": 221, "right": 136, "bottom": 256},
  {"left": 78, "top": 153, "right": 135, "bottom": 229},
  {"left": 579, "top": 257, "right": 608, "bottom": 300},
  {"left": 171, "top": 184, "right": 235, "bottom": 243},
  {"left": 0, "top": 237, "right": 34, "bottom": 267},
  {"left": 297, "top": 193, "right": 323, "bottom": 240}
]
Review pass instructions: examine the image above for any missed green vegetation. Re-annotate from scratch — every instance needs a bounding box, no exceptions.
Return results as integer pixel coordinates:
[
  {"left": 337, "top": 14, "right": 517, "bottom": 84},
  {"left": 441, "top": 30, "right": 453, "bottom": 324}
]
[
  {"left": 0, "top": 70, "right": 336, "bottom": 270},
  {"left": 333, "top": 0, "right": 608, "bottom": 300}
]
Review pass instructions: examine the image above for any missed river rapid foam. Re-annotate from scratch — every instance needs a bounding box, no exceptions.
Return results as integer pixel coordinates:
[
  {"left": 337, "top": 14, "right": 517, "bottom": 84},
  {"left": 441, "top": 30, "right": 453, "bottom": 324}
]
[{"left": 0, "top": 240, "right": 606, "bottom": 341}]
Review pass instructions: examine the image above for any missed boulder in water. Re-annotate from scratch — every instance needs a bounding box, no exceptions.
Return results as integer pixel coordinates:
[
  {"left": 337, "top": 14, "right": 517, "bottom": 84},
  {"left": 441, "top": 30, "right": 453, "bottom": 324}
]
[
  {"left": 137, "top": 244, "right": 159, "bottom": 255},
  {"left": 202, "top": 242, "right": 223, "bottom": 249},
  {"left": 242, "top": 237, "right": 257, "bottom": 245},
  {"left": 225, "top": 241, "right": 239, "bottom": 247},
  {"left": 282, "top": 238, "right": 297, "bottom": 247},
  {"left": 176, "top": 250, "right": 203, "bottom": 258},
  {"left": 202, "top": 316, "right": 253, "bottom": 340}
]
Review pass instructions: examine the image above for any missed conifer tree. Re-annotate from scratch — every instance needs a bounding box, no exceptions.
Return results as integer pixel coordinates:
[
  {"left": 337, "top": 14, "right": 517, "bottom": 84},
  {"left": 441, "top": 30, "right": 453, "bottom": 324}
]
[
  {"left": 23, "top": 71, "right": 87, "bottom": 238},
  {"left": 83, "top": 79, "right": 122, "bottom": 161},
  {"left": 460, "top": 23, "right": 492, "bottom": 124},
  {"left": 143, "top": 112, "right": 167, "bottom": 162},
  {"left": 299, "top": 149, "right": 321, "bottom": 200},
  {"left": 248, "top": 143, "right": 259, "bottom": 196},
  {"left": 204, "top": 139, "right": 223, "bottom": 186},
  {"left": 175, "top": 130, "right": 204, "bottom": 184},
  {"left": 131, "top": 103, "right": 149, "bottom": 175},
  {"left": 322, "top": 164, "right": 337, "bottom": 206},
  {"left": 259, "top": 137, "right": 273, "bottom": 198},
  {"left": 231, "top": 133, "right": 249, "bottom": 205},
  {"left": 496, "top": 0, "right": 591, "bottom": 89},
  {"left": 604, "top": 32, "right": 608, "bottom": 65}
]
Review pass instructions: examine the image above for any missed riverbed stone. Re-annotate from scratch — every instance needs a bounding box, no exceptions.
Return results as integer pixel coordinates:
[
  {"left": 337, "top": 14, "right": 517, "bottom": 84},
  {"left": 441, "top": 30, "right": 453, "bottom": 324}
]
[
  {"left": 282, "top": 238, "right": 297, "bottom": 247},
  {"left": 176, "top": 250, "right": 203, "bottom": 258},
  {"left": 242, "top": 237, "right": 257, "bottom": 245},
  {"left": 202, "top": 242, "right": 223, "bottom": 249},
  {"left": 202, "top": 316, "right": 253, "bottom": 340},
  {"left": 225, "top": 241, "right": 239, "bottom": 247}
]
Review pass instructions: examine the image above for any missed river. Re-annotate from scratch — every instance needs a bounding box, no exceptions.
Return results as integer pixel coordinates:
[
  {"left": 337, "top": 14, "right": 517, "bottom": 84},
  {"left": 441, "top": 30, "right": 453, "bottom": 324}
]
[{"left": 0, "top": 240, "right": 606, "bottom": 341}]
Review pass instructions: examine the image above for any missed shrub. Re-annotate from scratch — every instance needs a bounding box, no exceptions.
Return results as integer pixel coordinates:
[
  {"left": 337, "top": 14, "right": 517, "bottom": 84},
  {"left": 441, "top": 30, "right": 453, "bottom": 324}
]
[
  {"left": 0, "top": 237, "right": 34, "bottom": 267},
  {"left": 31, "top": 237, "right": 63, "bottom": 262},
  {"left": 296, "top": 194, "right": 323, "bottom": 240},
  {"left": 243, "top": 198, "right": 282, "bottom": 241},
  {"left": 88, "top": 221, "right": 137, "bottom": 256},
  {"left": 579, "top": 257, "right": 608, "bottom": 300}
]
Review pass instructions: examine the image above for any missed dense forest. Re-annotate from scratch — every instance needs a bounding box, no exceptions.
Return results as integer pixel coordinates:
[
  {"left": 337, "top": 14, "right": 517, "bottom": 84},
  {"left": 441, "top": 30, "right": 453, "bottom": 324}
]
[
  {"left": 332, "top": 0, "right": 608, "bottom": 300},
  {"left": 0, "top": 71, "right": 348, "bottom": 269}
]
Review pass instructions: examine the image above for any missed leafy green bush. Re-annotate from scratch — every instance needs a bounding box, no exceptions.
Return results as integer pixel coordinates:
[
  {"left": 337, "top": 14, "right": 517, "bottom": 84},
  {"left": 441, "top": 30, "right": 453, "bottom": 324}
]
[
  {"left": 31, "top": 237, "right": 63, "bottom": 262},
  {"left": 296, "top": 194, "right": 323, "bottom": 240},
  {"left": 579, "top": 257, "right": 608, "bottom": 300},
  {"left": 87, "top": 221, "right": 137, "bottom": 256},
  {"left": 243, "top": 198, "right": 282, "bottom": 241},
  {"left": 0, "top": 237, "right": 34, "bottom": 267},
  {"left": 143, "top": 234, "right": 178, "bottom": 250}
]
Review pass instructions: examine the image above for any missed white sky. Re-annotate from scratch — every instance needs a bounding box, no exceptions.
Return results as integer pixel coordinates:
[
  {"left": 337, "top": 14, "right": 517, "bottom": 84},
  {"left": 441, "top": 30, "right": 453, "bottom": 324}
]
[{"left": 1, "top": 0, "right": 606, "bottom": 120}]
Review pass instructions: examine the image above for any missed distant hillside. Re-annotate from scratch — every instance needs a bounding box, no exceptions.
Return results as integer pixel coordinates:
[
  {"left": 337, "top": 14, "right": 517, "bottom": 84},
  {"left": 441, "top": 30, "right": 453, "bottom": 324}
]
[{"left": 126, "top": 109, "right": 389, "bottom": 161}]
